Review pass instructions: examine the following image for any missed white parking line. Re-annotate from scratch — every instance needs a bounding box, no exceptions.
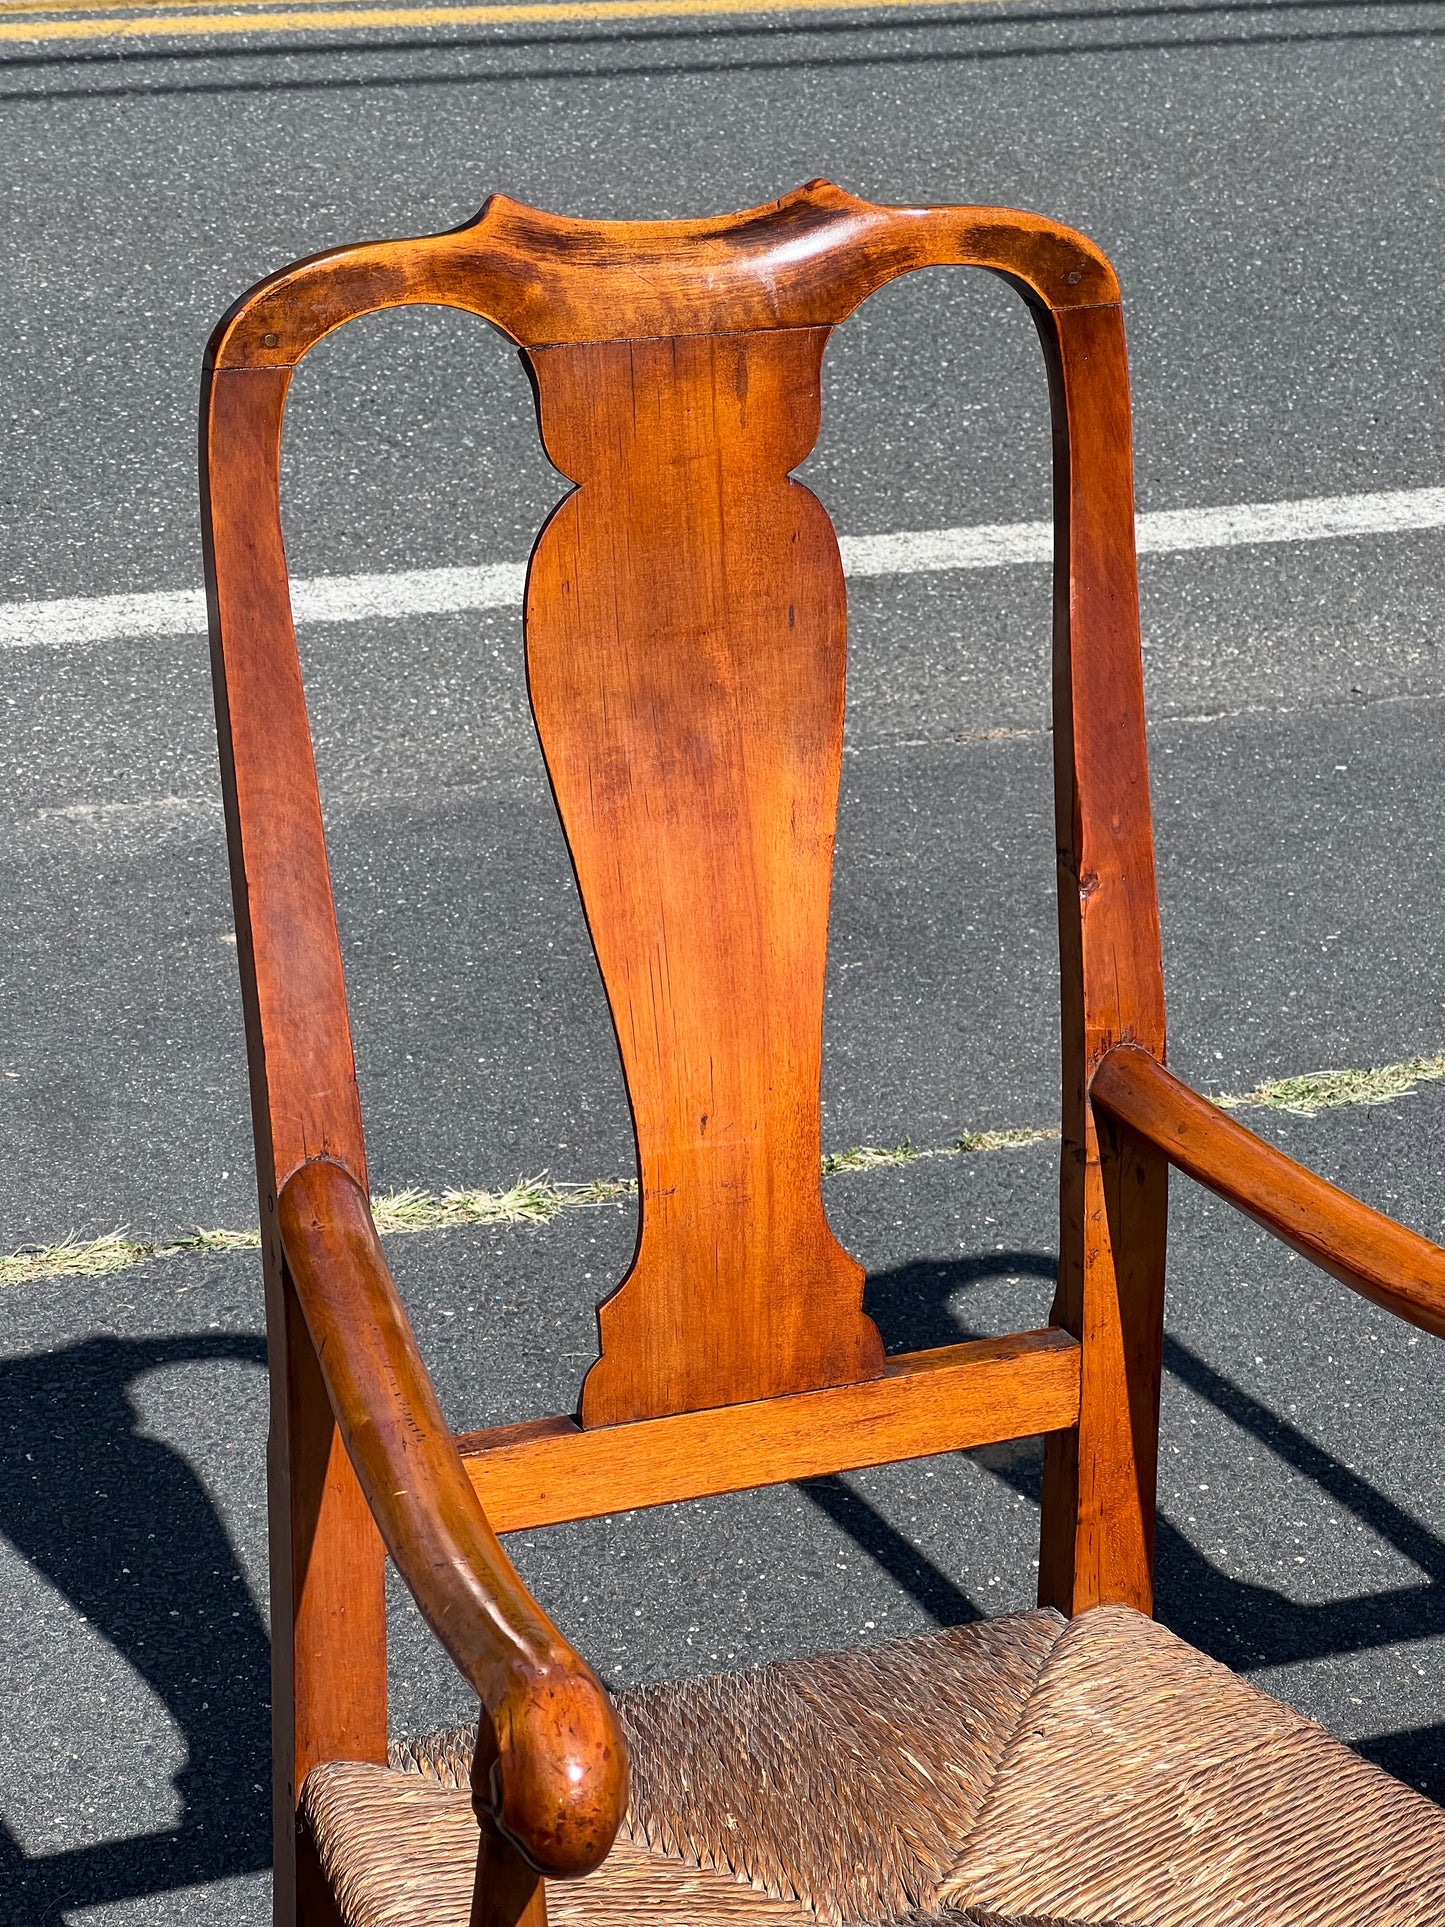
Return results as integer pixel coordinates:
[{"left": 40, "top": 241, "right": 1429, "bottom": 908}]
[{"left": 1, "top": 486, "right": 1441, "bottom": 652}]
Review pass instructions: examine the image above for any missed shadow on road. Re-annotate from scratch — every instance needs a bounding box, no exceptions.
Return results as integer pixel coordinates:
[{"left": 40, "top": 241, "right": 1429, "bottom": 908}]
[
  {"left": 1, "top": 1249, "right": 1439, "bottom": 1921},
  {"left": 800, "top": 1473, "right": 984, "bottom": 1626},
  {"left": 0, "top": 1332, "right": 271, "bottom": 1921},
  {"left": 837, "top": 1247, "right": 1445, "bottom": 1796}
]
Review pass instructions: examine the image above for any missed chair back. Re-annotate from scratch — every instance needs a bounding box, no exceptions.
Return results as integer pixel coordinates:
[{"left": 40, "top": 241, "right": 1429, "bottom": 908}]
[{"left": 202, "top": 182, "right": 1167, "bottom": 1634}]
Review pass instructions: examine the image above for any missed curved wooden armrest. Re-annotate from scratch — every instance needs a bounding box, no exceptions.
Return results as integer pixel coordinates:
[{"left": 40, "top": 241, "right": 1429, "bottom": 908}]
[
  {"left": 1090, "top": 1045, "right": 1445, "bottom": 1341},
  {"left": 277, "top": 1157, "right": 628, "bottom": 1877}
]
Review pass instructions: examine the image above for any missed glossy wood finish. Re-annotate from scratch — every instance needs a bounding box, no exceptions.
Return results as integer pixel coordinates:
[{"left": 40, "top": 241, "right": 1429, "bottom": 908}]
[
  {"left": 200, "top": 180, "right": 1209, "bottom": 1925},
  {"left": 279, "top": 1157, "right": 628, "bottom": 1878},
  {"left": 203, "top": 364, "right": 366, "bottom": 1199},
  {"left": 1030, "top": 301, "right": 1169, "bottom": 1618},
  {"left": 457, "top": 1330, "right": 1081, "bottom": 1531},
  {"left": 1092, "top": 1045, "right": 1445, "bottom": 1339},
  {"left": 206, "top": 180, "right": 1119, "bottom": 368},
  {"left": 202, "top": 361, "right": 386, "bottom": 1926},
  {"left": 471, "top": 1820, "right": 546, "bottom": 1927},
  {"left": 205, "top": 178, "right": 1445, "bottom": 1925},
  {"left": 528, "top": 327, "right": 883, "bottom": 1424},
  {"left": 272, "top": 1285, "right": 387, "bottom": 1905}
]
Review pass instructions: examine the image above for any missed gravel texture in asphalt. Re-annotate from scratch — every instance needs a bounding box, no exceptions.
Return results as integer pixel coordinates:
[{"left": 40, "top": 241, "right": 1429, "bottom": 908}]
[{"left": 0, "top": 3, "right": 1442, "bottom": 1918}]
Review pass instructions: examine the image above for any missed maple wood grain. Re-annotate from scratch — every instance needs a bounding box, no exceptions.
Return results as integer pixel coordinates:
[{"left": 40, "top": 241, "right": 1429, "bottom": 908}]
[
  {"left": 471, "top": 1820, "right": 548, "bottom": 1927},
  {"left": 278, "top": 1157, "right": 628, "bottom": 1880},
  {"left": 275, "top": 1279, "right": 387, "bottom": 1923},
  {"left": 202, "top": 362, "right": 384, "bottom": 1927},
  {"left": 201, "top": 186, "right": 1157, "bottom": 1924},
  {"left": 1091, "top": 1045, "right": 1445, "bottom": 1340},
  {"left": 202, "top": 364, "right": 366, "bottom": 1199},
  {"left": 527, "top": 328, "right": 883, "bottom": 1425},
  {"left": 455, "top": 1330, "right": 1082, "bottom": 1532},
  {"left": 205, "top": 180, "right": 1119, "bottom": 369},
  {"left": 1029, "top": 301, "right": 1169, "bottom": 1620}
]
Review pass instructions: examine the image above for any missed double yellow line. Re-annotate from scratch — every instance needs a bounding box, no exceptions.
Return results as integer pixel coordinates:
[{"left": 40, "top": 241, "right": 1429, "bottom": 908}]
[{"left": 0, "top": 0, "right": 993, "bottom": 45}]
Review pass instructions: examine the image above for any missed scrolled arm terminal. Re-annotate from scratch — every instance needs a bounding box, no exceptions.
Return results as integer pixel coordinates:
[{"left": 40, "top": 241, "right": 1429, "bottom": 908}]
[{"left": 277, "top": 1157, "right": 629, "bottom": 1877}]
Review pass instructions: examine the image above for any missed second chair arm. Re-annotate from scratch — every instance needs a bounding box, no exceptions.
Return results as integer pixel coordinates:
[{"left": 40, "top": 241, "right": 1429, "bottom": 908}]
[
  {"left": 277, "top": 1156, "right": 629, "bottom": 1878},
  {"left": 1090, "top": 1044, "right": 1445, "bottom": 1340}
]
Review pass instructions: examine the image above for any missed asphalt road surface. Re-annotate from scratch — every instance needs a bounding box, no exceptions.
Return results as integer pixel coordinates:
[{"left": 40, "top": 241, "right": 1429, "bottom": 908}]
[{"left": 1, "top": 1, "right": 1443, "bottom": 1919}]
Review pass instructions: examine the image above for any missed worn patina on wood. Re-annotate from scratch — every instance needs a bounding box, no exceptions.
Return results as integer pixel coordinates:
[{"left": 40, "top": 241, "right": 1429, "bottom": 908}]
[{"left": 203, "top": 180, "right": 1445, "bottom": 1927}]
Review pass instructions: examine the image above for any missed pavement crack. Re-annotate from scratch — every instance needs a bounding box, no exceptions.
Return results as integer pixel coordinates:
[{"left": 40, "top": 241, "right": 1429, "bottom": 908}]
[{"left": 5, "top": 1047, "right": 1442, "bottom": 1286}]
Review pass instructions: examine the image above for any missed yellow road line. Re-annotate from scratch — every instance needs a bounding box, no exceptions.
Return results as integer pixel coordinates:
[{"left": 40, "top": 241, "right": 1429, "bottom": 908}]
[
  {"left": 0, "top": 0, "right": 999, "bottom": 40},
  {"left": 0, "top": 0, "right": 488, "bottom": 12},
  {"left": 0, "top": 0, "right": 352, "bottom": 14}
]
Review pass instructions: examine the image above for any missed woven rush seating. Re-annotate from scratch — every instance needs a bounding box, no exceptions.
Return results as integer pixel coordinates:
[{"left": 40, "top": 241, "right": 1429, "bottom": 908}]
[{"left": 304, "top": 1606, "right": 1445, "bottom": 1927}]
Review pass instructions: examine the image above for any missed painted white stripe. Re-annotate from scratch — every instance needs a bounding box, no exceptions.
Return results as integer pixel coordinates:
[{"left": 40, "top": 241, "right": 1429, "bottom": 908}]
[
  {"left": 0, "top": 563, "right": 527, "bottom": 652},
  {"left": 0, "top": 585, "right": 208, "bottom": 648},
  {"left": 290, "top": 561, "right": 527, "bottom": 624},
  {"left": 1134, "top": 487, "right": 1445, "bottom": 555},
  {"left": 1, "top": 486, "right": 1440, "bottom": 652},
  {"left": 840, "top": 485, "right": 1445, "bottom": 575},
  {"left": 840, "top": 518, "right": 1052, "bottom": 573}
]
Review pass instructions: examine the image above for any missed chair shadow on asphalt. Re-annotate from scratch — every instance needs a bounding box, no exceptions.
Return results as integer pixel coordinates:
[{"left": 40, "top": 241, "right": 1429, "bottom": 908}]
[
  {"left": 799, "top": 1248, "right": 1445, "bottom": 1798},
  {"left": 0, "top": 1332, "right": 271, "bottom": 1922},
  {"left": 0, "top": 1267, "right": 1440, "bottom": 1922}
]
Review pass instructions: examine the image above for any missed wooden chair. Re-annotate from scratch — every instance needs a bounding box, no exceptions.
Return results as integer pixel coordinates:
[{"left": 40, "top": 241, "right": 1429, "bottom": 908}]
[{"left": 200, "top": 183, "right": 1445, "bottom": 1927}]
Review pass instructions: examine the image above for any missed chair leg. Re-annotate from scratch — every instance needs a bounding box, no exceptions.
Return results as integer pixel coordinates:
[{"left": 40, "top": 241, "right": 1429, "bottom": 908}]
[
  {"left": 471, "top": 1826, "right": 548, "bottom": 1927},
  {"left": 1039, "top": 1110, "right": 1167, "bottom": 1614},
  {"left": 269, "top": 1262, "right": 388, "bottom": 1927},
  {"left": 296, "top": 1819, "right": 348, "bottom": 1927}
]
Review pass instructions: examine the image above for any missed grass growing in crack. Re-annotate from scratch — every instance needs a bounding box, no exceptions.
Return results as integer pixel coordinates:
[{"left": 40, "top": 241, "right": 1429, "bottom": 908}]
[
  {"left": 0, "top": 1223, "right": 263, "bottom": 1286},
  {"left": 175, "top": 1226, "right": 262, "bottom": 1254},
  {"left": 370, "top": 1178, "right": 634, "bottom": 1234},
  {"left": 955, "top": 1126, "right": 1060, "bottom": 1153},
  {"left": 1219, "top": 1053, "right": 1445, "bottom": 1118},
  {"left": 0, "top": 1180, "right": 638, "bottom": 1289},
  {"left": 820, "top": 1128, "right": 1059, "bottom": 1170},
  {"left": 8, "top": 1046, "right": 1440, "bottom": 1286},
  {"left": 0, "top": 1229, "right": 153, "bottom": 1288},
  {"left": 821, "top": 1140, "right": 918, "bottom": 1174}
]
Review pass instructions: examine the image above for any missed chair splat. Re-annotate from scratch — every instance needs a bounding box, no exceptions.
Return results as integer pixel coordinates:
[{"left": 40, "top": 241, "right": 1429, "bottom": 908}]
[{"left": 526, "top": 328, "right": 885, "bottom": 1426}]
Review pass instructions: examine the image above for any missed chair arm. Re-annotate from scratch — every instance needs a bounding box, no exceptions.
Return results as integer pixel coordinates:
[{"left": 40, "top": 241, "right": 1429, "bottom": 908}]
[
  {"left": 1090, "top": 1044, "right": 1445, "bottom": 1340},
  {"left": 277, "top": 1156, "right": 628, "bottom": 1878}
]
